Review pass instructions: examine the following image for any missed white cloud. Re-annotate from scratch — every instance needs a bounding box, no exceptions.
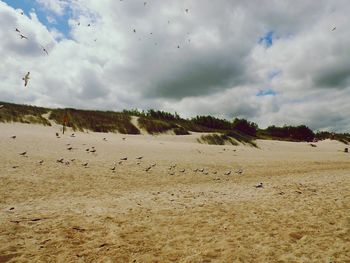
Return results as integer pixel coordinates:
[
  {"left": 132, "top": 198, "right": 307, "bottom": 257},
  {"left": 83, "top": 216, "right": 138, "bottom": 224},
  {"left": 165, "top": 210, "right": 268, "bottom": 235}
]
[{"left": 0, "top": 0, "right": 350, "bottom": 131}]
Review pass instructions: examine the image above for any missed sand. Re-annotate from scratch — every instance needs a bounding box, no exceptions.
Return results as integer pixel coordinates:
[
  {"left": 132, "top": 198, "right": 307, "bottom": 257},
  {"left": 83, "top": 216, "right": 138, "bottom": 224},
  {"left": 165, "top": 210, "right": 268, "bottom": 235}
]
[{"left": 0, "top": 123, "right": 349, "bottom": 262}]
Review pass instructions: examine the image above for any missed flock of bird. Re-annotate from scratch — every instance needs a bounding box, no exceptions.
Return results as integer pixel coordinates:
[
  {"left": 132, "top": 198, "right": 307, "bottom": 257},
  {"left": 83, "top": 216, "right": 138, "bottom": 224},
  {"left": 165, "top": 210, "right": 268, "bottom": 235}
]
[
  {"left": 9, "top": 132, "right": 264, "bottom": 189},
  {"left": 14, "top": 1, "right": 192, "bottom": 88}
]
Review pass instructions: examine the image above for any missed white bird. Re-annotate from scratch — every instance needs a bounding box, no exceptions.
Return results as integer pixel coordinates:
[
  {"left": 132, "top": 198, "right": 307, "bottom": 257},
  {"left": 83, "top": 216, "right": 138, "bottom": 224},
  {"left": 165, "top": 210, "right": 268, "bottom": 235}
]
[{"left": 22, "top": 72, "right": 30, "bottom": 87}]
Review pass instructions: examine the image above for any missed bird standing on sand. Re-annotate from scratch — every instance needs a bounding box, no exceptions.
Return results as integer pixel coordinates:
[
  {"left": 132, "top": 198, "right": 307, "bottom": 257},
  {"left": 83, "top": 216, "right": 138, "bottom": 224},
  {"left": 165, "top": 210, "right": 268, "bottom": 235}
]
[
  {"left": 255, "top": 183, "right": 264, "bottom": 188},
  {"left": 22, "top": 72, "right": 30, "bottom": 87}
]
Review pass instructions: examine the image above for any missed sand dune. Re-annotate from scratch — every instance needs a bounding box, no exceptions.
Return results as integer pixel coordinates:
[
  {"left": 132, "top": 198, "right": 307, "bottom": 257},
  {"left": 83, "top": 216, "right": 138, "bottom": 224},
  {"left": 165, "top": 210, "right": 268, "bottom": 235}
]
[{"left": 0, "top": 123, "right": 349, "bottom": 262}]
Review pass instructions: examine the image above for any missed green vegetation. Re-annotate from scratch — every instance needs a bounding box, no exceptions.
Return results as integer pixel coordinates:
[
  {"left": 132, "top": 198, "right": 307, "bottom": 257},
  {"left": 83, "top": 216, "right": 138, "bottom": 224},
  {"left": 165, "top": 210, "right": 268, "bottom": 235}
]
[
  {"left": 1, "top": 101, "right": 349, "bottom": 145},
  {"left": 198, "top": 134, "right": 238, "bottom": 146},
  {"left": 261, "top": 125, "right": 315, "bottom": 142},
  {"left": 0, "top": 101, "right": 50, "bottom": 126},
  {"left": 49, "top": 109, "right": 140, "bottom": 134},
  {"left": 315, "top": 131, "right": 350, "bottom": 144}
]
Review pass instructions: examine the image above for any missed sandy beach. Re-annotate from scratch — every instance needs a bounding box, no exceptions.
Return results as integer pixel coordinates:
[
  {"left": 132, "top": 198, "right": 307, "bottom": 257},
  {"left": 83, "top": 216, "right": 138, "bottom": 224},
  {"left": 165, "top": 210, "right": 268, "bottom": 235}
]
[{"left": 0, "top": 123, "right": 349, "bottom": 262}]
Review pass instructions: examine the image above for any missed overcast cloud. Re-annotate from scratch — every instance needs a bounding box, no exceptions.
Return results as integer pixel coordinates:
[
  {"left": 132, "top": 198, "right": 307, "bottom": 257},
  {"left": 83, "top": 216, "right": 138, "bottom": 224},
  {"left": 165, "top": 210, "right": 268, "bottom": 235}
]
[{"left": 0, "top": 0, "right": 350, "bottom": 131}]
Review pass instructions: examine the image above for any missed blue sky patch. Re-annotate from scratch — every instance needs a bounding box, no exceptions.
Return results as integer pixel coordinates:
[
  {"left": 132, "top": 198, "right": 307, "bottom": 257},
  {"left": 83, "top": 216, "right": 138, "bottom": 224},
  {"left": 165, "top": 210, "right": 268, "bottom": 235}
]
[
  {"left": 3, "top": 0, "right": 71, "bottom": 37},
  {"left": 256, "top": 88, "right": 277, "bottom": 97},
  {"left": 259, "top": 31, "right": 274, "bottom": 48}
]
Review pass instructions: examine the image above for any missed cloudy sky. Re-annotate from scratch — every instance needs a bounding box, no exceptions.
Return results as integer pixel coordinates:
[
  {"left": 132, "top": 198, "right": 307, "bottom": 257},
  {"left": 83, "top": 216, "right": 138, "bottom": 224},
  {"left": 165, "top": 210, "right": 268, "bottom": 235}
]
[{"left": 1, "top": 0, "right": 349, "bottom": 131}]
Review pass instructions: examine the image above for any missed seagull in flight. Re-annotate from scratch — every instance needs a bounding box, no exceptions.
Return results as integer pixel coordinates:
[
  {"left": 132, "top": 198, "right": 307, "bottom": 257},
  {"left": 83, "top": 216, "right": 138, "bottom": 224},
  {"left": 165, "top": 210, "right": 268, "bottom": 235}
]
[
  {"left": 20, "top": 34, "right": 28, "bottom": 40},
  {"left": 40, "top": 46, "right": 49, "bottom": 55},
  {"left": 22, "top": 72, "right": 30, "bottom": 87},
  {"left": 332, "top": 27, "right": 336, "bottom": 31},
  {"left": 15, "top": 28, "right": 20, "bottom": 33}
]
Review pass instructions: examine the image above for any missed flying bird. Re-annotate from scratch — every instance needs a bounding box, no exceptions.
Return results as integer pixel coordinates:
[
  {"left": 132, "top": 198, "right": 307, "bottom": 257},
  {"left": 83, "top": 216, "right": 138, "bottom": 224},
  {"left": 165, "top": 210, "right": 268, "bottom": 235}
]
[
  {"left": 332, "top": 27, "right": 336, "bottom": 31},
  {"left": 19, "top": 151, "right": 27, "bottom": 156},
  {"left": 20, "top": 34, "right": 28, "bottom": 40},
  {"left": 22, "top": 72, "right": 30, "bottom": 87},
  {"left": 40, "top": 46, "right": 49, "bottom": 55},
  {"left": 15, "top": 28, "right": 20, "bottom": 33}
]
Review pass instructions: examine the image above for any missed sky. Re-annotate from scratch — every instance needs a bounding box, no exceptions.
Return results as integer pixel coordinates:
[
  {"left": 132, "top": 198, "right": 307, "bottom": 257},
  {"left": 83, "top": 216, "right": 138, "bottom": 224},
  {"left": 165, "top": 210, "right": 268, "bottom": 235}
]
[{"left": 0, "top": 0, "right": 350, "bottom": 132}]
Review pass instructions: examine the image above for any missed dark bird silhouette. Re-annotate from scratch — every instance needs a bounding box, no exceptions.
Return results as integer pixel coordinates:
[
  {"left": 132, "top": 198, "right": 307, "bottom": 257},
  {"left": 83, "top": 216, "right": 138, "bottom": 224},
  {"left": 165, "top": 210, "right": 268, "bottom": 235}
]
[
  {"left": 19, "top": 151, "right": 27, "bottom": 156},
  {"left": 90, "top": 149, "right": 96, "bottom": 153},
  {"left": 22, "top": 72, "right": 30, "bottom": 87},
  {"left": 82, "top": 162, "right": 89, "bottom": 167},
  {"left": 11, "top": 135, "right": 16, "bottom": 139},
  {"left": 38, "top": 160, "right": 44, "bottom": 165},
  {"left": 133, "top": 29, "right": 136, "bottom": 33},
  {"left": 67, "top": 147, "right": 73, "bottom": 151},
  {"left": 40, "top": 46, "right": 49, "bottom": 55},
  {"left": 110, "top": 166, "right": 116, "bottom": 172},
  {"left": 103, "top": 138, "right": 107, "bottom": 141},
  {"left": 20, "top": 34, "right": 28, "bottom": 40},
  {"left": 120, "top": 157, "right": 128, "bottom": 161},
  {"left": 332, "top": 27, "right": 336, "bottom": 31},
  {"left": 15, "top": 28, "right": 20, "bottom": 33},
  {"left": 136, "top": 156, "right": 143, "bottom": 160},
  {"left": 87, "top": 24, "right": 91, "bottom": 27},
  {"left": 57, "top": 158, "right": 64, "bottom": 163}
]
